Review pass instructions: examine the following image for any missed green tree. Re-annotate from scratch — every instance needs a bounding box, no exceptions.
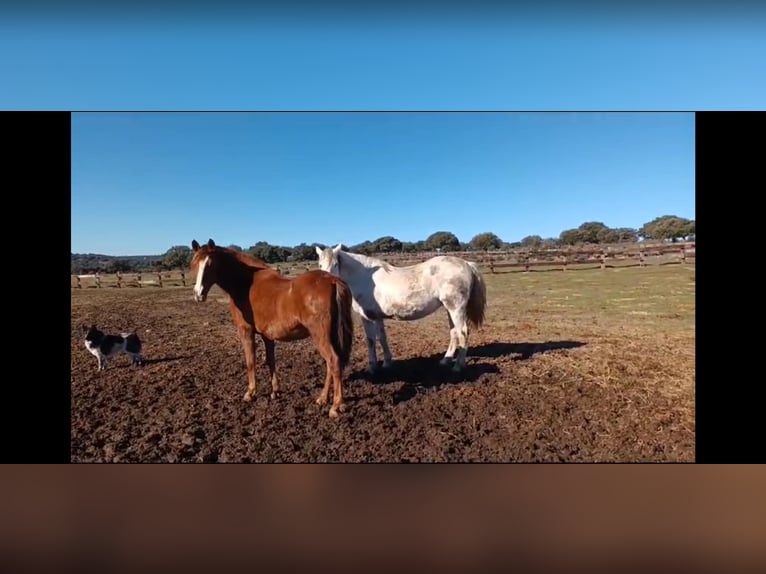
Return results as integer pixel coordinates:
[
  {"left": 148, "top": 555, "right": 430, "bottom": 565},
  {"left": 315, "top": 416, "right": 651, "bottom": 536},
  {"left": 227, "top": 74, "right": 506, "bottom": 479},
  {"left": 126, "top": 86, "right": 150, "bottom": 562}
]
[
  {"left": 596, "top": 228, "right": 620, "bottom": 244},
  {"left": 680, "top": 220, "right": 695, "bottom": 239},
  {"left": 350, "top": 240, "right": 373, "bottom": 255},
  {"left": 107, "top": 259, "right": 135, "bottom": 273},
  {"left": 292, "top": 243, "right": 319, "bottom": 261},
  {"left": 520, "top": 235, "right": 544, "bottom": 248},
  {"left": 639, "top": 215, "right": 695, "bottom": 242},
  {"left": 162, "top": 246, "right": 193, "bottom": 270},
  {"left": 469, "top": 232, "right": 503, "bottom": 251},
  {"left": 371, "top": 236, "right": 403, "bottom": 253},
  {"left": 559, "top": 229, "right": 581, "bottom": 245},
  {"left": 577, "top": 221, "right": 609, "bottom": 244},
  {"left": 227, "top": 244, "right": 243, "bottom": 252},
  {"left": 425, "top": 231, "right": 461, "bottom": 252},
  {"left": 613, "top": 228, "right": 639, "bottom": 243}
]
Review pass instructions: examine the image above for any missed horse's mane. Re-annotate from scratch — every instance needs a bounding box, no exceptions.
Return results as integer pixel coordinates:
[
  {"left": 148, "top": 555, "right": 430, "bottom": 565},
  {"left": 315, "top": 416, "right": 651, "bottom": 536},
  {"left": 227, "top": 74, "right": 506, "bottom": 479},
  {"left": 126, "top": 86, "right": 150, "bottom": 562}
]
[
  {"left": 229, "top": 249, "right": 271, "bottom": 270},
  {"left": 200, "top": 246, "right": 271, "bottom": 270},
  {"left": 340, "top": 250, "right": 394, "bottom": 272}
]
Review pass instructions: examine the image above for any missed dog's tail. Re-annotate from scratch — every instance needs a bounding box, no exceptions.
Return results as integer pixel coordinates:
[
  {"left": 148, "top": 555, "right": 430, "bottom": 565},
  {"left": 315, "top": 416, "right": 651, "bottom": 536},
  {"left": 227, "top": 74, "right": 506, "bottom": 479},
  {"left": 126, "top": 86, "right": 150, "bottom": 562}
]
[{"left": 122, "top": 329, "right": 143, "bottom": 348}]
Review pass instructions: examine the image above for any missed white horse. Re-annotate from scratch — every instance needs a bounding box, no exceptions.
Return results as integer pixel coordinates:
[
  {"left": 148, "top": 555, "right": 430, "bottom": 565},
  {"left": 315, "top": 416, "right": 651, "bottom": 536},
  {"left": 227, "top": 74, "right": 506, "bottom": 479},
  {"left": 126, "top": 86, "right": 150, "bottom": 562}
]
[{"left": 316, "top": 244, "right": 487, "bottom": 373}]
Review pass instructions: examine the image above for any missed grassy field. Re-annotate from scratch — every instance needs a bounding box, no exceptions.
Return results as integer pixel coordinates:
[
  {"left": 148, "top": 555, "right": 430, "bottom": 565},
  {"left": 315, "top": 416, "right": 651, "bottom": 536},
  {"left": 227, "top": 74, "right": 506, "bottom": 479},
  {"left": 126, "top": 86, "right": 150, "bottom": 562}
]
[
  {"left": 71, "top": 263, "right": 695, "bottom": 462},
  {"left": 480, "top": 264, "right": 695, "bottom": 401}
]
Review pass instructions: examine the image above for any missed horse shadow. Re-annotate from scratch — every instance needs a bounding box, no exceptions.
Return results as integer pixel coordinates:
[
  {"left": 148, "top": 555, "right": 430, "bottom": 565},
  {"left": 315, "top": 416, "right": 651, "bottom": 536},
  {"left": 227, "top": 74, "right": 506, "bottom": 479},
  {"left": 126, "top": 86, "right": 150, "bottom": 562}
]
[
  {"left": 349, "top": 340, "right": 586, "bottom": 404},
  {"left": 468, "top": 340, "right": 586, "bottom": 361}
]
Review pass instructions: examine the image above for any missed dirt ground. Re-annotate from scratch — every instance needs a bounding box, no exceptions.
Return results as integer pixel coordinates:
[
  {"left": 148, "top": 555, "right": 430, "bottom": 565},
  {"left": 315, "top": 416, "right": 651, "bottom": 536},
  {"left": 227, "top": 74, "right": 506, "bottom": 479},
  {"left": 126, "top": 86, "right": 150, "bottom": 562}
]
[{"left": 70, "top": 265, "right": 695, "bottom": 462}]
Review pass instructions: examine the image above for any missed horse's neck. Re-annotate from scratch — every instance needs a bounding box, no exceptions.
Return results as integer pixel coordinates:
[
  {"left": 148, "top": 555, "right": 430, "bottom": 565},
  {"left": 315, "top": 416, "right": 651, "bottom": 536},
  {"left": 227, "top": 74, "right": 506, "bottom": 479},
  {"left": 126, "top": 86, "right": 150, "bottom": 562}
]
[
  {"left": 217, "top": 257, "right": 257, "bottom": 297},
  {"left": 340, "top": 252, "right": 379, "bottom": 280}
]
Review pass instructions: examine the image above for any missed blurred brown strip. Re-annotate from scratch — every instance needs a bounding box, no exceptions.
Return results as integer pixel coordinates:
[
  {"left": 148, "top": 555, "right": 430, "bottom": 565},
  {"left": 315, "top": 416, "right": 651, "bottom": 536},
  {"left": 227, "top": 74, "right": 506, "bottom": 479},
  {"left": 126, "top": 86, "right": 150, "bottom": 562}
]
[{"left": 1, "top": 465, "right": 764, "bottom": 572}]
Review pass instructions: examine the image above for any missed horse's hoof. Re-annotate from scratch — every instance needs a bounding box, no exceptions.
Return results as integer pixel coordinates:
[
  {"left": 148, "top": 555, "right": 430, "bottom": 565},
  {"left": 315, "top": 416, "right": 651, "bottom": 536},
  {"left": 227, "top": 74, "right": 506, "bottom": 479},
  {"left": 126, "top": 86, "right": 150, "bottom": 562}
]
[
  {"left": 451, "top": 364, "right": 464, "bottom": 373},
  {"left": 382, "top": 361, "right": 393, "bottom": 369},
  {"left": 316, "top": 396, "right": 328, "bottom": 406},
  {"left": 329, "top": 407, "right": 339, "bottom": 418},
  {"left": 440, "top": 357, "right": 453, "bottom": 366},
  {"left": 243, "top": 393, "right": 253, "bottom": 402},
  {"left": 336, "top": 403, "right": 347, "bottom": 413},
  {"left": 270, "top": 391, "right": 280, "bottom": 400}
]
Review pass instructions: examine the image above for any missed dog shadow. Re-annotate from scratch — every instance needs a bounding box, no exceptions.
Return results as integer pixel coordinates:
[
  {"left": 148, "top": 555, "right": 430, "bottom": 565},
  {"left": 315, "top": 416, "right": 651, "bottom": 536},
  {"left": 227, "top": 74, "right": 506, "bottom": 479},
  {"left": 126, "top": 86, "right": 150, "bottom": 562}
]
[
  {"left": 141, "top": 355, "right": 193, "bottom": 366},
  {"left": 349, "top": 340, "right": 586, "bottom": 404}
]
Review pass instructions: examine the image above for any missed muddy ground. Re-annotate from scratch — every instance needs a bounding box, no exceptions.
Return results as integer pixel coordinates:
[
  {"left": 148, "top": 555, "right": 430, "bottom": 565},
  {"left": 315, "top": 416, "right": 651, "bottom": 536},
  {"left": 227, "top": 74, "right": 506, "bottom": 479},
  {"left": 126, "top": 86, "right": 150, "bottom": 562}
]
[{"left": 71, "top": 268, "right": 695, "bottom": 462}]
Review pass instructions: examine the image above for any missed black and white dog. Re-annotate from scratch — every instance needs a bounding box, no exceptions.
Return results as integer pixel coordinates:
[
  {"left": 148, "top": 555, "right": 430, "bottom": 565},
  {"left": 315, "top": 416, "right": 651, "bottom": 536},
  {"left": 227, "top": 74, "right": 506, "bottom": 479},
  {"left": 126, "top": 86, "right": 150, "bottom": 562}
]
[{"left": 83, "top": 325, "right": 143, "bottom": 371}]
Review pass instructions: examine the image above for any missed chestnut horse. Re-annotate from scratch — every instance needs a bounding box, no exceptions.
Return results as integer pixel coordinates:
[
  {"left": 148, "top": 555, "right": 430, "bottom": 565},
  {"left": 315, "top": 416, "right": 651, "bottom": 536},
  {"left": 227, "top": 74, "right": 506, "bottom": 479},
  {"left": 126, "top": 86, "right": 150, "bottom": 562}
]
[{"left": 190, "top": 239, "right": 354, "bottom": 417}]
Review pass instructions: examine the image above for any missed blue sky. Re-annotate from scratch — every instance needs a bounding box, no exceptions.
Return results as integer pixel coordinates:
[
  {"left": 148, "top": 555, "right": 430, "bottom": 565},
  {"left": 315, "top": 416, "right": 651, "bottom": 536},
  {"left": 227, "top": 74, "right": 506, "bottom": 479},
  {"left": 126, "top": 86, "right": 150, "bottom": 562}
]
[
  {"left": 4, "top": 7, "right": 755, "bottom": 254},
  {"left": 2, "top": 7, "right": 765, "bottom": 110},
  {"left": 71, "top": 112, "right": 694, "bottom": 255}
]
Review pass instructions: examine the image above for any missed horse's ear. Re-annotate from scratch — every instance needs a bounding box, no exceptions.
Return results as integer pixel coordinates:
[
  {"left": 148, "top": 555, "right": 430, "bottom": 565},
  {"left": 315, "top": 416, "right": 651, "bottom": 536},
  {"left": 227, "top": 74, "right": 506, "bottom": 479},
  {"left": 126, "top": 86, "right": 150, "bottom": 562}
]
[
  {"left": 315, "top": 245, "right": 323, "bottom": 257},
  {"left": 333, "top": 243, "right": 342, "bottom": 254},
  {"left": 192, "top": 239, "right": 200, "bottom": 252},
  {"left": 207, "top": 238, "right": 216, "bottom": 248}
]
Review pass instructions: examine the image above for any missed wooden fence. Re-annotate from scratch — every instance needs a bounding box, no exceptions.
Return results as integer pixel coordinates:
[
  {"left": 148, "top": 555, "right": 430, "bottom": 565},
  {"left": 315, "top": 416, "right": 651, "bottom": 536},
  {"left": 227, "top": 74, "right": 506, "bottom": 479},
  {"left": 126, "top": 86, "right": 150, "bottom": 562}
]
[
  {"left": 72, "top": 270, "right": 189, "bottom": 289},
  {"left": 477, "top": 244, "right": 695, "bottom": 274},
  {"left": 72, "top": 243, "right": 695, "bottom": 288}
]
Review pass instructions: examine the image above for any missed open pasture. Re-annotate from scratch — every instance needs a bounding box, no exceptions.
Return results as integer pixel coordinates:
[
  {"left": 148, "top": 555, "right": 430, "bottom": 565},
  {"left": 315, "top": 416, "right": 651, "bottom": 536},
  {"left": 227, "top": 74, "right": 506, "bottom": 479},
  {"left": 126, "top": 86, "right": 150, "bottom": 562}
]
[{"left": 70, "top": 264, "right": 695, "bottom": 462}]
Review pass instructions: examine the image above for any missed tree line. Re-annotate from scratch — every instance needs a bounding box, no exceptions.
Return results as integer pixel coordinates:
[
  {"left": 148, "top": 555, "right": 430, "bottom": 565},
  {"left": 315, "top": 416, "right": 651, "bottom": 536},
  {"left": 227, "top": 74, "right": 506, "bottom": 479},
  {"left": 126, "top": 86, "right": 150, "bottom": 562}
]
[{"left": 71, "top": 214, "right": 694, "bottom": 274}]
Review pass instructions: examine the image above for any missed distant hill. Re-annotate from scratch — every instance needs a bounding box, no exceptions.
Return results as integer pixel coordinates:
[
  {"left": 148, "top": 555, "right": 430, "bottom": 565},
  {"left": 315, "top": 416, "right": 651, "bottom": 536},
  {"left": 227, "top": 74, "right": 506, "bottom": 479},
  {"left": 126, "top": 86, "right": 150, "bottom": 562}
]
[{"left": 71, "top": 253, "right": 164, "bottom": 274}]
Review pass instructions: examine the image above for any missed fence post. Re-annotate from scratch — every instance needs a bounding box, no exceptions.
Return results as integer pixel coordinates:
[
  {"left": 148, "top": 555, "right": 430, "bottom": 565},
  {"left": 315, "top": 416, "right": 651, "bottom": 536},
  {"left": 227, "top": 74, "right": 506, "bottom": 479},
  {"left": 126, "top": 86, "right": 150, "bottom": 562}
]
[
  {"left": 524, "top": 256, "right": 530, "bottom": 273},
  {"left": 116, "top": 271, "right": 122, "bottom": 288},
  {"left": 76, "top": 276, "right": 81, "bottom": 289},
  {"left": 137, "top": 273, "right": 142, "bottom": 288},
  {"left": 157, "top": 273, "right": 163, "bottom": 288},
  {"left": 563, "top": 257, "right": 568, "bottom": 271},
  {"left": 639, "top": 251, "right": 645, "bottom": 268},
  {"left": 96, "top": 273, "right": 101, "bottom": 288},
  {"left": 601, "top": 251, "right": 606, "bottom": 270},
  {"left": 489, "top": 261, "right": 495, "bottom": 274},
  {"left": 180, "top": 270, "right": 186, "bottom": 286},
  {"left": 681, "top": 246, "right": 686, "bottom": 265}
]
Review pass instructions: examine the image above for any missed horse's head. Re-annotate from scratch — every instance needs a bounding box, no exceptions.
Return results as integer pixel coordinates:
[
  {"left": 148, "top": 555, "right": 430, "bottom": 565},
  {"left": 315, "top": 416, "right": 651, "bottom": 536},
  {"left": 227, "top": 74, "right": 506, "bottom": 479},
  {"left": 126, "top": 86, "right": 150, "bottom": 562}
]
[
  {"left": 191, "top": 238, "right": 219, "bottom": 302},
  {"left": 316, "top": 243, "right": 343, "bottom": 276}
]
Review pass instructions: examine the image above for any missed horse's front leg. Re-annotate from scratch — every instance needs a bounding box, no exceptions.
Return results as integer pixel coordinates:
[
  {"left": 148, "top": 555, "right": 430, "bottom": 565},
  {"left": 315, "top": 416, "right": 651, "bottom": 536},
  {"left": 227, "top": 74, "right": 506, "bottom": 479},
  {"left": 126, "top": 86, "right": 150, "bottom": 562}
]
[
  {"left": 362, "top": 318, "right": 379, "bottom": 374},
  {"left": 376, "top": 320, "right": 394, "bottom": 369},
  {"left": 238, "top": 325, "right": 258, "bottom": 402},
  {"left": 262, "top": 336, "right": 280, "bottom": 399}
]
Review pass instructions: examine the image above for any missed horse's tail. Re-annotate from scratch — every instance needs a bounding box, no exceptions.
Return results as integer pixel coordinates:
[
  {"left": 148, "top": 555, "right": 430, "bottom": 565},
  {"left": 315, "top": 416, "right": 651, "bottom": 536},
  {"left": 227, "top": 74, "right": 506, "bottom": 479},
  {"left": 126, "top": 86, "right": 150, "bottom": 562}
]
[
  {"left": 331, "top": 278, "right": 354, "bottom": 369},
  {"left": 466, "top": 262, "right": 487, "bottom": 331}
]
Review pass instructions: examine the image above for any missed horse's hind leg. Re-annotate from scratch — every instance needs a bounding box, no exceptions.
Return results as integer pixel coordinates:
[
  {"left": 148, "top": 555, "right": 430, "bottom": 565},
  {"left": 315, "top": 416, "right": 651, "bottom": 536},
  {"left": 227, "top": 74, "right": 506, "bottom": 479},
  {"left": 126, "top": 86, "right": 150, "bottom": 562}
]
[
  {"left": 362, "top": 318, "right": 379, "bottom": 374},
  {"left": 376, "top": 320, "right": 393, "bottom": 368},
  {"left": 308, "top": 324, "right": 346, "bottom": 417},
  {"left": 316, "top": 363, "right": 331, "bottom": 407},
  {"left": 329, "top": 353, "right": 346, "bottom": 418},
  {"left": 445, "top": 307, "right": 469, "bottom": 372},
  {"left": 439, "top": 312, "right": 459, "bottom": 366},
  {"left": 315, "top": 353, "right": 345, "bottom": 418},
  {"left": 262, "top": 336, "right": 280, "bottom": 399}
]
